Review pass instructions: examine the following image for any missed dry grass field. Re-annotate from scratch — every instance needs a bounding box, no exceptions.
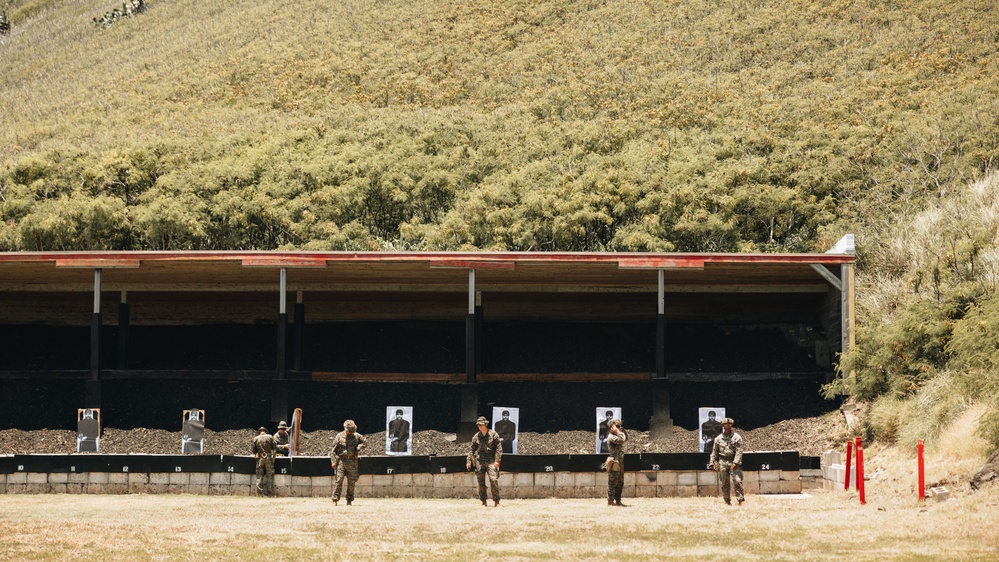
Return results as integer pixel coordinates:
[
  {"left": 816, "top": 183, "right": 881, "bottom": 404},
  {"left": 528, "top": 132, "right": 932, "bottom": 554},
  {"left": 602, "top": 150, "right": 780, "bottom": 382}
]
[{"left": 1, "top": 482, "right": 997, "bottom": 561}]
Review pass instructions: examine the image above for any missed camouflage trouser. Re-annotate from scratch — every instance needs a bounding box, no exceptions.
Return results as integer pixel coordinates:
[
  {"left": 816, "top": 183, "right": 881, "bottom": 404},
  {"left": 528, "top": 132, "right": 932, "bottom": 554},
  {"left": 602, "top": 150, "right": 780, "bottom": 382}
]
[
  {"left": 333, "top": 458, "right": 360, "bottom": 502},
  {"left": 255, "top": 456, "right": 275, "bottom": 496},
  {"left": 475, "top": 465, "right": 501, "bottom": 501},
  {"left": 607, "top": 465, "right": 625, "bottom": 502},
  {"left": 718, "top": 459, "right": 744, "bottom": 502}
]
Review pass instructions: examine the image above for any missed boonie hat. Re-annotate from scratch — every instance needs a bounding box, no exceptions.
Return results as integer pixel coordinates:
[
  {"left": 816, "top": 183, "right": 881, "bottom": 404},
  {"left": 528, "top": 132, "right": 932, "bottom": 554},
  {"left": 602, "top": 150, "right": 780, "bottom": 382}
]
[
  {"left": 277, "top": 421, "right": 288, "bottom": 429},
  {"left": 476, "top": 416, "right": 488, "bottom": 426},
  {"left": 258, "top": 427, "right": 268, "bottom": 433},
  {"left": 344, "top": 419, "right": 357, "bottom": 431},
  {"left": 721, "top": 417, "right": 734, "bottom": 425}
]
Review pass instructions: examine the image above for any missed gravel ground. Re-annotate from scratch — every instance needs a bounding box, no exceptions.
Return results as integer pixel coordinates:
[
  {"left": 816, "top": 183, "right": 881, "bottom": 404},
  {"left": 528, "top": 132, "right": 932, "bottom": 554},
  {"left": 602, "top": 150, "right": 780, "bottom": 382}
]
[{"left": 0, "top": 415, "right": 844, "bottom": 457}]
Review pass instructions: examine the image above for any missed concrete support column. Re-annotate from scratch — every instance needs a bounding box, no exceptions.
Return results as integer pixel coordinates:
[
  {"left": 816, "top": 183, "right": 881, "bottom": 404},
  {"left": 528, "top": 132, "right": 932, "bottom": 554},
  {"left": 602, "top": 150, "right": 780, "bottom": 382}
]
[
  {"left": 90, "top": 268, "right": 102, "bottom": 380},
  {"left": 465, "top": 269, "right": 476, "bottom": 385},
  {"left": 650, "top": 269, "right": 673, "bottom": 437},
  {"left": 276, "top": 268, "right": 287, "bottom": 378}
]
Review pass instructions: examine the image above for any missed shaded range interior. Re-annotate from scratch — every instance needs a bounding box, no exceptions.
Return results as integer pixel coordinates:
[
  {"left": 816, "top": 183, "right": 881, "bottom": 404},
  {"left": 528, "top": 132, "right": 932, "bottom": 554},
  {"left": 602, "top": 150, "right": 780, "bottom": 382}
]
[
  {"left": 0, "top": 320, "right": 829, "bottom": 373},
  {"left": 0, "top": 377, "right": 837, "bottom": 433}
]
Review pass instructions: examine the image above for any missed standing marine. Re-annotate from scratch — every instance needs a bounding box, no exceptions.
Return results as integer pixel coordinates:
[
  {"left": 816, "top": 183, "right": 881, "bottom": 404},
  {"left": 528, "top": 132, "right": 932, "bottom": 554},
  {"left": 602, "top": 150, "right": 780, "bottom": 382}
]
[
  {"left": 466, "top": 416, "right": 503, "bottom": 507},
  {"left": 604, "top": 419, "right": 627, "bottom": 506},
  {"left": 710, "top": 417, "right": 745, "bottom": 505},
  {"left": 274, "top": 420, "right": 291, "bottom": 456},
  {"left": 251, "top": 426, "right": 277, "bottom": 496},
  {"left": 330, "top": 419, "right": 367, "bottom": 506}
]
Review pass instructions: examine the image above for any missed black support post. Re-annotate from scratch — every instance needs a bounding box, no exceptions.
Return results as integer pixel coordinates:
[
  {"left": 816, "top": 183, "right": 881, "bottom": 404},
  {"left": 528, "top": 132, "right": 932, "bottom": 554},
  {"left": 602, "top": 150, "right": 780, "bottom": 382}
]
[
  {"left": 276, "top": 268, "right": 287, "bottom": 378},
  {"left": 90, "top": 268, "right": 102, "bottom": 380},
  {"left": 293, "top": 291, "right": 304, "bottom": 372},
  {"left": 465, "top": 269, "right": 477, "bottom": 385},
  {"left": 117, "top": 291, "right": 129, "bottom": 369}
]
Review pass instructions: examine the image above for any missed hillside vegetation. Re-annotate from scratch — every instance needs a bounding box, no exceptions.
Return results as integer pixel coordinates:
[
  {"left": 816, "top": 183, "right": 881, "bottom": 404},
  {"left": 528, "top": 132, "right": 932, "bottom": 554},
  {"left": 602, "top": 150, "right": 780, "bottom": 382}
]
[
  {"left": 2, "top": 0, "right": 997, "bottom": 253},
  {"left": 2, "top": 0, "right": 999, "bottom": 462}
]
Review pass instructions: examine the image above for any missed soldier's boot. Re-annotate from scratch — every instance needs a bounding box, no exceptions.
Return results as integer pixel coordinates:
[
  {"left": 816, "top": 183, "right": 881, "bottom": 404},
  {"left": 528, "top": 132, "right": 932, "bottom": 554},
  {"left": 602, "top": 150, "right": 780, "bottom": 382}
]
[
  {"left": 737, "top": 498, "right": 744, "bottom": 505},
  {"left": 608, "top": 500, "right": 615, "bottom": 506},
  {"left": 346, "top": 500, "right": 353, "bottom": 506},
  {"left": 494, "top": 500, "right": 501, "bottom": 507},
  {"left": 481, "top": 499, "right": 488, "bottom": 507},
  {"left": 332, "top": 498, "right": 338, "bottom": 506},
  {"left": 724, "top": 498, "right": 731, "bottom": 505},
  {"left": 615, "top": 500, "right": 625, "bottom": 506}
]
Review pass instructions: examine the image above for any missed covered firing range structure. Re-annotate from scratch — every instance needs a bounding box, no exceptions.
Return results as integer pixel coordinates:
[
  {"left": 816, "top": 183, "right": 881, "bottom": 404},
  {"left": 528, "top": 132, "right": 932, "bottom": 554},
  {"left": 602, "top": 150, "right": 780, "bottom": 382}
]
[{"left": 0, "top": 237, "right": 854, "bottom": 437}]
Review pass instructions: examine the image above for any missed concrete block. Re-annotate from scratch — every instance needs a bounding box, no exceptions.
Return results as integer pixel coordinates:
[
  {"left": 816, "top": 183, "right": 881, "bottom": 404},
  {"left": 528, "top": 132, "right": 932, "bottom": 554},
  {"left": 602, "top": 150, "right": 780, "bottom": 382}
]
[
  {"left": 413, "top": 486, "right": 433, "bottom": 498},
  {"left": 129, "top": 483, "right": 151, "bottom": 494},
  {"left": 554, "top": 486, "right": 575, "bottom": 498},
  {"left": 697, "top": 471, "right": 718, "bottom": 486},
  {"left": 168, "top": 472, "right": 190, "bottom": 486},
  {"left": 498, "top": 472, "right": 514, "bottom": 488},
  {"left": 67, "top": 483, "right": 86, "bottom": 494},
  {"left": 6, "top": 484, "right": 26, "bottom": 494},
  {"left": 290, "top": 485, "right": 312, "bottom": 497},
  {"left": 534, "top": 472, "right": 555, "bottom": 487},
  {"left": 232, "top": 473, "right": 253, "bottom": 486},
  {"left": 430, "top": 486, "right": 454, "bottom": 499},
  {"left": 230, "top": 484, "right": 250, "bottom": 496},
  {"left": 759, "top": 470, "right": 780, "bottom": 482},
  {"left": 49, "top": 473, "right": 69, "bottom": 484},
  {"left": 88, "top": 472, "right": 109, "bottom": 485},
  {"left": 743, "top": 471, "right": 759, "bottom": 486},
  {"left": 108, "top": 472, "right": 128, "bottom": 485},
  {"left": 129, "top": 473, "right": 150, "bottom": 485},
  {"left": 575, "top": 472, "right": 596, "bottom": 487},
  {"left": 8, "top": 472, "right": 27, "bottom": 485},
  {"left": 25, "top": 483, "right": 48, "bottom": 494},
  {"left": 759, "top": 480, "right": 781, "bottom": 494},
  {"left": 274, "top": 474, "right": 291, "bottom": 488},
  {"left": 313, "top": 485, "right": 333, "bottom": 498},
  {"left": 555, "top": 472, "right": 574, "bottom": 488},
  {"left": 49, "top": 483, "right": 68, "bottom": 494},
  {"left": 657, "top": 471, "right": 677, "bottom": 486},
  {"left": 697, "top": 484, "right": 719, "bottom": 497},
  {"left": 657, "top": 484, "right": 677, "bottom": 497},
  {"left": 635, "top": 485, "right": 657, "bottom": 498},
  {"left": 801, "top": 479, "right": 823, "bottom": 490},
  {"left": 780, "top": 479, "right": 802, "bottom": 494},
  {"left": 676, "top": 472, "right": 697, "bottom": 487},
  {"left": 86, "top": 484, "right": 107, "bottom": 494},
  {"left": 107, "top": 483, "right": 130, "bottom": 494},
  {"left": 458, "top": 473, "right": 477, "bottom": 488},
  {"left": 356, "top": 474, "right": 374, "bottom": 487},
  {"left": 393, "top": 473, "right": 414, "bottom": 487},
  {"left": 623, "top": 472, "right": 637, "bottom": 487},
  {"left": 291, "top": 476, "right": 311, "bottom": 487},
  {"left": 189, "top": 473, "right": 209, "bottom": 486},
  {"left": 68, "top": 472, "right": 88, "bottom": 484},
  {"left": 372, "top": 474, "right": 393, "bottom": 487},
  {"left": 577, "top": 485, "right": 600, "bottom": 498},
  {"left": 513, "top": 472, "right": 534, "bottom": 488},
  {"left": 312, "top": 476, "right": 332, "bottom": 488},
  {"left": 208, "top": 485, "right": 229, "bottom": 496},
  {"left": 742, "top": 479, "right": 760, "bottom": 495},
  {"left": 210, "top": 472, "right": 231, "bottom": 486},
  {"left": 930, "top": 487, "right": 950, "bottom": 502},
  {"left": 412, "top": 473, "right": 433, "bottom": 488},
  {"left": 638, "top": 472, "right": 658, "bottom": 486},
  {"left": 779, "top": 470, "right": 799, "bottom": 482},
  {"left": 676, "top": 485, "right": 697, "bottom": 497},
  {"left": 149, "top": 473, "right": 170, "bottom": 485},
  {"left": 431, "top": 474, "right": 452, "bottom": 488},
  {"left": 27, "top": 473, "right": 48, "bottom": 485}
]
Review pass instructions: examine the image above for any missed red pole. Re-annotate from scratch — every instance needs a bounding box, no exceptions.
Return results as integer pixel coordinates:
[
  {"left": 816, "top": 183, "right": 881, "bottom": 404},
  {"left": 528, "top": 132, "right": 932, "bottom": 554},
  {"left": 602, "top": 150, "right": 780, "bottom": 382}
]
[
  {"left": 855, "top": 436, "right": 866, "bottom": 505},
  {"left": 917, "top": 440, "right": 925, "bottom": 502},
  {"left": 844, "top": 440, "right": 853, "bottom": 490}
]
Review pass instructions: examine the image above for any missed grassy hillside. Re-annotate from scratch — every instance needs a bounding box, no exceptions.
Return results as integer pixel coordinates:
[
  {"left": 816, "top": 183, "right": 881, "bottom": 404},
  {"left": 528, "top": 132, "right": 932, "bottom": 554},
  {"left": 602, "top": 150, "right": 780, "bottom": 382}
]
[{"left": 2, "top": 0, "right": 998, "bottom": 252}]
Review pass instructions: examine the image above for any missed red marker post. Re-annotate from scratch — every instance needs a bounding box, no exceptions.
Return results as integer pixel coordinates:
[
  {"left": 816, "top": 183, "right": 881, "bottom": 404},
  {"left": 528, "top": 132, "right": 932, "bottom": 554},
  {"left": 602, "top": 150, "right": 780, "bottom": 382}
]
[
  {"left": 855, "top": 436, "right": 866, "bottom": 505},
  {"left": 917, "top": 439, "right": 925, "bottom": 502},
  {"left": 844, "top": 439, "right": 853, "bottom": 490}
]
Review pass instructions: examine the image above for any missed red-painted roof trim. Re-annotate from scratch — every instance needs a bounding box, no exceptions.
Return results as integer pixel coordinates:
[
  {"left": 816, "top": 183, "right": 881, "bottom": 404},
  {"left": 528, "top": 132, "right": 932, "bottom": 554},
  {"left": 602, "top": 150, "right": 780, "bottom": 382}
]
[{"left": 0, "top": 250, "right": 855, "bottom": 267}]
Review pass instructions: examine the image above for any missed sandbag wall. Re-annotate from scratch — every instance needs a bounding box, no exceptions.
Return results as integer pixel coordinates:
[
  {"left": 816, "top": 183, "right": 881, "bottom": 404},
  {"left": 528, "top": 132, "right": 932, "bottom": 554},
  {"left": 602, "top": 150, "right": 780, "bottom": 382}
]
[{"left": 1, "top": 452, "right": 820, "bottom": 497}]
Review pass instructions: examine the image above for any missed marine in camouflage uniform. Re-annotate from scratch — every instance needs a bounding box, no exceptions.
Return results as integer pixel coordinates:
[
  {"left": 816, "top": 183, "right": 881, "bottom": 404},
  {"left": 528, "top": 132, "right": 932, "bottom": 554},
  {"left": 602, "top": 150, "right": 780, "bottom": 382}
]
[
  {"left": 709, "top": 417, "right": 744, "bottom": 505},
  {"left": 604, "top": 419, "right": 627, "bottom": 505},
  {"left": 330, "top": 419, "right": 367, "bottom": 506},
  {"left": 251, "top": 427, "right": 277, "bottom": 497},
  {"left": 466, "top": 416, "right": 503, "bottom": 506},
  {"left": 274, "top": 421, "right": 291, "bottom": 456}
]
